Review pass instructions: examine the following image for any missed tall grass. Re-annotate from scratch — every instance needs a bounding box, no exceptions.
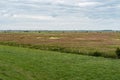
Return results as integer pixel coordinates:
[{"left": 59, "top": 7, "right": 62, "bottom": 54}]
[{"left": 0, "top": 41, "right": 117, "bottom": 58}]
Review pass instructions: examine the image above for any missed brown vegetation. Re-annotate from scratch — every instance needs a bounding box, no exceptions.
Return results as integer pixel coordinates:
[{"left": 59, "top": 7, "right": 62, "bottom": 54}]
[{"left": 0, "top": 32, "right": 120, "bottom": 58}]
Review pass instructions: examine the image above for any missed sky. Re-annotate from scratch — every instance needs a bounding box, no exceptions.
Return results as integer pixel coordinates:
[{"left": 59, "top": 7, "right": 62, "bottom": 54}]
[{"left": 0, "top": 0, "right": 120, "bottom": 30}]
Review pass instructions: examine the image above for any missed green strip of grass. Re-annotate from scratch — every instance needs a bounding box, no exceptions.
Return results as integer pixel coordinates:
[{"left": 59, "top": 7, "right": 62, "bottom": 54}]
[{"left": 0, "top": 45, "right": 120, "bottom": 80}]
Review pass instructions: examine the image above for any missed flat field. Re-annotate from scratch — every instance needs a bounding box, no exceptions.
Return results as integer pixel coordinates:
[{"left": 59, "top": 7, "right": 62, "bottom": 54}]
[
  {"left": 1, "top": 45, "right": 120, "bottom": 80},
  {"left": 0, "top": 32, "right": 120, "bottom": 58}
]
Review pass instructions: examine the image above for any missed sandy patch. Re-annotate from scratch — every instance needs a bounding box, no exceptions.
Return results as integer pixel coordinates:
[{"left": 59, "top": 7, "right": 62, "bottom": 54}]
[
  {"left": 49, "top": 37, "right": 60, "bottom": 40},
  {"left": 114, "top": 39, "right": 120, "bottom": 41},
  {"left": 36, "top": 37, "right": 42, "bottom": 39}
]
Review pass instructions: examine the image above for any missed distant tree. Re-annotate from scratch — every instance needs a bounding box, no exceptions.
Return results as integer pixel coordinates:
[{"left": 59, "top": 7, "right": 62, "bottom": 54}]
[
  {"left": 38, "top": 31, "right": 41, "bottom": 33},
  {"left": 24, "top": 30, "right": 29, "bottom": 32}
]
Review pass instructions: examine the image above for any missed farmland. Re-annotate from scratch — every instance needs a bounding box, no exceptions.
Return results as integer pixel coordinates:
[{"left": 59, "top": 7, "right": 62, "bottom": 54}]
[
  {"left": 0, "top": 32, "right": 120, "bottom": 58},
  {"left": 1, "top": 45, "right": 120, "bottom": 80}
]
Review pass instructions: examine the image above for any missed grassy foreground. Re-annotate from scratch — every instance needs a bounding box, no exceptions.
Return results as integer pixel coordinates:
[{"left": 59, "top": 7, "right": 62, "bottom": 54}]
[{"left": 0, "top": 45, "right": 120, "bottom": 80}]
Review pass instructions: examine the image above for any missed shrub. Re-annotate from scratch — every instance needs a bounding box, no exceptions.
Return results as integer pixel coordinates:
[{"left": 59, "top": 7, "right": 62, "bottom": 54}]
[
  {"left": 92, "top": 51, "right": 102, "bottom": 57},
  {"left": 115, "top": 48, "right": 120, "bottom": 59}
]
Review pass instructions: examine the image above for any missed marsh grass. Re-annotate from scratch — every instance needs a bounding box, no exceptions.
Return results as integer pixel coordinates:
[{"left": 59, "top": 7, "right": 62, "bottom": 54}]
[
  {"left": 0, "top": 41, "right": 117, "bottom": 58},
  {"left": 0, "top": 32, "right": 120, "bottom": 59}
]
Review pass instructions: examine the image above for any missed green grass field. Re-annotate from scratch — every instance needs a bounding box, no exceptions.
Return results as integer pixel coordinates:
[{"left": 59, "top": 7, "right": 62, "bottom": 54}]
[{"left": 0, "top": 45, "right": 120, "bottom": 80}]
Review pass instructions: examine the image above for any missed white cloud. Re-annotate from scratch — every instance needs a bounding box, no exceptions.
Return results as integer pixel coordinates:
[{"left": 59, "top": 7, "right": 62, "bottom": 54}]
[
  {"left": 54, "top": 0, "right": 65, "bottom": 4},
  {"left": 12, "top": 14, "right": 55, "bottom": 20},
  {"left": 0, "top": 0, "right": 120, "bottom": 30},
  {"left": 78, "top": 2, "right": 102, "bottom": 7}
]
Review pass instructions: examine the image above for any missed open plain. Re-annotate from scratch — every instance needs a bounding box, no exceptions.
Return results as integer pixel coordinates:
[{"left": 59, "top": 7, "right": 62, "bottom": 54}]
[{"left": 0, "top": 32, "right": 120, "bottom": 58}]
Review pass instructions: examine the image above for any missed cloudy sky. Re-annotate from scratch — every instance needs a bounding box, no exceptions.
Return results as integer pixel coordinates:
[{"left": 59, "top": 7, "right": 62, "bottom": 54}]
[{"left": 0, "top": 0, "right": 120, "bottom": 30}]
